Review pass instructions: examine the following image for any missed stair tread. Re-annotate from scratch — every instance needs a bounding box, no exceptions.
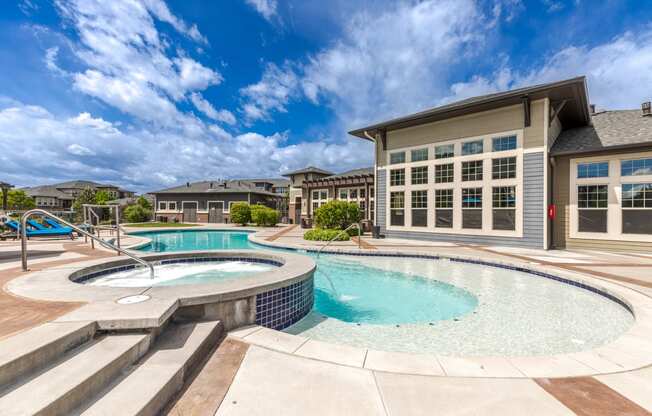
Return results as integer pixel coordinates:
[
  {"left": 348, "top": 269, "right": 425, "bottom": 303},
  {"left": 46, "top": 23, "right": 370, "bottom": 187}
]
[
  {"left": 0, "top": 334, "right": 147, "bottom": 416},
  {"left": 81, "top": 321, "right": 222, "bottom": 416}
]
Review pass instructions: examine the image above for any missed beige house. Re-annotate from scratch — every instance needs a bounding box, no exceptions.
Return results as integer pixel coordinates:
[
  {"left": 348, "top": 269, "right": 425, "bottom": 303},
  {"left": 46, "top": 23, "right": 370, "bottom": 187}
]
[
  {"left": 282, "top": 167, "right": 333, "bottom": 224},
  {"left": 349, "top": 76, "right": 652, "bottom": 250}
]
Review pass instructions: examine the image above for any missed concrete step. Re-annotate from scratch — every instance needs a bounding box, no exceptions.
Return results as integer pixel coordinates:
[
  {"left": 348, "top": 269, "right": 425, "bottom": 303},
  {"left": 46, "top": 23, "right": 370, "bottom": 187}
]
[
  {"left": 0, "top": 321, "right": 97, "bottom": 388},
  {"left": 80, "top": 320, "right": 223, "bottom": 416},
  {"left": 0, "top": 333, "right": 151, "bottom": 416}
]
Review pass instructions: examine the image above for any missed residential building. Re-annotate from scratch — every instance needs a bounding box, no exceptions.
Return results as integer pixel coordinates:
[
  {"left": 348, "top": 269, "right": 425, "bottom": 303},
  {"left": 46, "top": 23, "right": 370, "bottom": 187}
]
[
  {"left": 151, "top": 179, "right": 285, "bottom": 223},
  {"left": 23, "top": 180, "right": 135, "bottom": 210},
  {"left": 349, "top": 76, "right": 652, "bottom": 250},
  {"left": 282, "top": 167, "right": 333, "bottom": 224}
]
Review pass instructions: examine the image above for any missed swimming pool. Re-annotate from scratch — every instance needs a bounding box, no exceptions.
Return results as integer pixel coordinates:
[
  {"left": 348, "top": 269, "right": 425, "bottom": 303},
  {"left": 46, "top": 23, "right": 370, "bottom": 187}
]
[{"left": 133, "top": 229, "right": 634, "bottom": 356}]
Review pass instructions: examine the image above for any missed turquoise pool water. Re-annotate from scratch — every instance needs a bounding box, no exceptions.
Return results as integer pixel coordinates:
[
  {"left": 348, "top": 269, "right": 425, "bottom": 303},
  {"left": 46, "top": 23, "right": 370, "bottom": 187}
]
[{"left": 132, "top": 229, "right": 634, "bottom": 356}]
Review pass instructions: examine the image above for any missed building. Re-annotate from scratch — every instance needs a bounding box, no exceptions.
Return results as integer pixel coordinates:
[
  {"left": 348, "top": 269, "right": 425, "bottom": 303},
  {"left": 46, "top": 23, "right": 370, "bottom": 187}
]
[
  {"left": 349, "top": 76, "right": 652, "bottom": 251},
  {"left": 23, "top": 180, "right": 135, "bottom": 211},
  {"left": 151, "top": 179, "right": 286, "bottom": 223},
  {"left": 282, "top": 167, "right": 333, "bottom": 224}
]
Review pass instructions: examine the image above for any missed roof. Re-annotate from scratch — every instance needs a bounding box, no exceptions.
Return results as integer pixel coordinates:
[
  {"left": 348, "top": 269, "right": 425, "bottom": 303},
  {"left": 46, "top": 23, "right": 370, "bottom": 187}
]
[
  {"left": 55, "top": 180, "right": 117, "bottom": 189},
  {"left": 108, "top": 194, "right": 154, "bottom": 206},
  {"left": 281, "top": 166, "right": 334, "bottom": 177},
  {"left": 241, "top": 178, "right": 290, "bottom": 187},
  {"left": 23, "top": 186, "right": 75, "bottom": 199},
  {"left": 322, "top": 167, "right": 374, "bottom": 180},
  {"left": 551, "top": 110, "right": 652, "bottom": 155},
  {"left": 349, "top": 76, "right": 591, "bottom": 139},
  {"left": 151, "top": 180, "right": 280, "bottom": 196}
]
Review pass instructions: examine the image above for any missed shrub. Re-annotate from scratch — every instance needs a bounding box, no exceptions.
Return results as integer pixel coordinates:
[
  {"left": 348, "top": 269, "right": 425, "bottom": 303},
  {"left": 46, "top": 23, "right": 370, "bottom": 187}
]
[
  {"left": 314, "top": 200, "right": 361, "bottom": 230},
  {"left": 230, "top": 202, "right": 251, "bottom": 225},
  {"left": 124, "top": 204, "right": 152, "bottom": 223},
  {"left": 303, "top": 228, "right": 350, "bottom": 241},
  {"left": 136, "top": 195, "right": 152, "bottom": 209},
  {"left": 250, "top": 205, "right": 279, "bottom": 227}
]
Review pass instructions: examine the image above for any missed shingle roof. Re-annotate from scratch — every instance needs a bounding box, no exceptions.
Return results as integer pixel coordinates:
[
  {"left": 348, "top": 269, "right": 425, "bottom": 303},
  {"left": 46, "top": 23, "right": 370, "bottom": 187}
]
[
  {"left": 23, "top": 186, "right": 75, "bottom": 199},
  {"left": 281, "top": 166, "right": 334, "bottom": 176},
  {"left": 551, "top": 110, "right": 652, "bottom": 155},
  {"left": 323, "top": 167, "right": 374, "bottom": 180},
  {"left": 151, "top": 180, "right": 279, "bottom": 196},
  {"left": 241, "top": 178, "right": 290, "bottom": 187},
  {"left": 55, "top": 180, "right": 116, "bottom": 189}
]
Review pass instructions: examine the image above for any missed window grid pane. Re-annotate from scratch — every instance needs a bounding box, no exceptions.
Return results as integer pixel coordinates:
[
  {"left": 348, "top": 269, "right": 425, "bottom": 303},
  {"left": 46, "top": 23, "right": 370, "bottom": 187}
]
[
  {"left": 411, "top": 166, "right": 428, "bottom": 185},
  {"left": 462, "top": 160, "right": 483, "bottom": 181},
  {"left": 462, "top": 188, "right": 482, "bottom": 208},
  {"left": 390, "top": 169, "right": 405, "bottom": 186},
  {"left": 435, "top": 144, "right": 454, "bottom": 159},
  {"left": 622, "top": 159, "right": 652, "bottom": 176},
  {"left": 578, "top": 185, "right": 608, "bottom": 209},
  {"left": 492, "top": 157, "right": 516, "bottom": 179},
  {"left": 411, "top": 190, "right": 428, "bottom": 208},
  {"left": 577, "top": 162, "right": 609, "bottom": 178},
  {"left": 462, "top": 140, "right": 483, "bottom": 155},
  {"left": 622, "top": 183, "right": 652, "bottom": 208},
  {"left": 411, "top": 148, "right": 428, "bottom": 162},
  {"left": 435, "top": 189, "right": 453, "bottom": 208},
  {"left": 390, "top": 192, "right": 404, "bottom": 209},
  {"left": 435, "top": 163, "right": 454, "bottom": 183},
  {"left": 492, "top": 186, "right": 516, "bottom": 208},
  {"left": 492, "top": 135, "right": 517, "bottom": 152},
  {"left": 390, "top": 152, "right": 406, "bottom": 164}
]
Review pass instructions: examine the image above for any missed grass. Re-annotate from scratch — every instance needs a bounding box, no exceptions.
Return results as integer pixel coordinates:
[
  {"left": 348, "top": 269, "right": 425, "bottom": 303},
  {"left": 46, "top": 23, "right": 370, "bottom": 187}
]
[{"left": 124, "top": 222, "right": 199, "bottom": 228}]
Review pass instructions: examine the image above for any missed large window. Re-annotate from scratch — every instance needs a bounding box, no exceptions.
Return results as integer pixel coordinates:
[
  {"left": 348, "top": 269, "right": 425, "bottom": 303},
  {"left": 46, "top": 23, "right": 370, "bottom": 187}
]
[
  {"left": 492, "top": 135, "right": 517, "bottom": 152},
  {"left": 339, "top": 190, "right": 347, "bottom": 199},
  {"left": 621, "top": 158, "right": 652, "bottom": 176},
  {"left": 462, "top": 140, "right": 483, "bottom": 155},
  {"left": 492, "top": 157, "right": 516, "bottom": 179},
  {"left": 312, "top": 191, "right": 319, "bottom": 200},
  {"left": 462, "top": 160, "right": 483, "bottom": 181},
  {"left": 492, "top": 186, "right": 516, "bottom": 230},
  {"left": 622, "top": 183, "right": 652, "bottom": 234},
  {"left": 411, "top": 166, "right": 428, "bottom": 185},
  {"left": 577, "top": 185, "right": 608, "bottom": 232},
  {"left": 462, "top": 188, "right": 482, "bottom": 229},
  {"left": 577, "top": 162, "right": 609, "bottom": 178},
  {"left": 390, "top": 192, "right": 405, "bottom": 226},
  {"left": 411, "top": 190, "right": 428, "bottom": 227},
  {"left": 411, "top": 148, "right": 428, "bottom": 162},
  {"left": 390, "top": 169, "right": 405, "bottom": 186},
  {"left": 435, "top": 163, "right": 454, "bottom": 183},
  {"left": 435, "top": 189, "right": 453, "bottom": 228},
  {"left": 320, "top": 190, "right": 328, "bottom": 200},
  {"left": 350, "top": 189, "right": 357, "bottom": 198},
  {"left": 435, "top": 144, "right": 454, "bottom": 159},
  {"left": 390, "top": 152, "right": 406, "bottom": 164},
  {"left": 158, "top": 201, "right": 167, "bottom": 211},
  {"left": 168, "top": 202, "right": 177, "bottom": 211}
]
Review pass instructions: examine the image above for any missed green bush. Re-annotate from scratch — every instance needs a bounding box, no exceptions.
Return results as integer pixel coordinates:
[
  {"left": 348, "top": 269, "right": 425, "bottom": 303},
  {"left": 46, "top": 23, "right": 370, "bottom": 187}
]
[
  {"left": 230, "top": 202, "right": 251, "bottom": 225},
  {"left": 250, "top": 205, "right": 279, "bottom": 227},
  {"left": 314, "top": 200, "right": 361, "bottom": 230},
  {"left": 123, "top": 204, "right": 152, "bottom": 223},
  {"left": 6, "top": 189, "right": 35, "bottom": 210},
  {"left": 303, "top": 228, "right": 350, "bottom": 241}
]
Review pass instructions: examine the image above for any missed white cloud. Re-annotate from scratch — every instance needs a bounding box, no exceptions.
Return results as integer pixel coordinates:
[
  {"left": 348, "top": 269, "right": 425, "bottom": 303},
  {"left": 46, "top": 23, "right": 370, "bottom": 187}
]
[
  {"left": 245, "top": 0, "right": 278, "bottom": 22},
  {"left": 44, "top": 46, "right": 66, "bottom": 75},
  {"left": 190, "top": 92, "right": 236, "bottom": 125},
  {"left": 141, "top": 0, "right": 207, "bottom": 43},
  {"left": 67, "top": 143, "right": 96, "bottom": 156},
  {"left": 240, "top": 62, "right": 299, "bottom": 122}
]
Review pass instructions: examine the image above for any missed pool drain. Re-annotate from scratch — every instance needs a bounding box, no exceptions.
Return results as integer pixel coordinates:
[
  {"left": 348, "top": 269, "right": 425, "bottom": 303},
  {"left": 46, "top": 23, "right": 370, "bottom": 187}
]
[{"left": 116, "top": 294, "right": 151, "bottom": 304}]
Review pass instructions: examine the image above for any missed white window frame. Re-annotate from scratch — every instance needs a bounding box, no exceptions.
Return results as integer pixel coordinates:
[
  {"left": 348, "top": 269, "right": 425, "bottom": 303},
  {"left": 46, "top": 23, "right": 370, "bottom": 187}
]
[{"left": 158, "top": 201, "right": 167, "bottom": 211}]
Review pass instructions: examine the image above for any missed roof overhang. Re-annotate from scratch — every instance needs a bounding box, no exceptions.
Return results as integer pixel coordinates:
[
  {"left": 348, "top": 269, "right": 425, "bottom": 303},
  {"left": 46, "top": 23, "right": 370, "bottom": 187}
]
[{"left": 349, "top": 77, "right": 591, "bottom": 141}]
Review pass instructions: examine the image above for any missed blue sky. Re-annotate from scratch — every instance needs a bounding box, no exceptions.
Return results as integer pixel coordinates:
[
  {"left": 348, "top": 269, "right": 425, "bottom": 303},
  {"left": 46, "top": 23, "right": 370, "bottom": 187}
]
[{"left": 1, "top": 0, "right": 651, "bottom": 192}]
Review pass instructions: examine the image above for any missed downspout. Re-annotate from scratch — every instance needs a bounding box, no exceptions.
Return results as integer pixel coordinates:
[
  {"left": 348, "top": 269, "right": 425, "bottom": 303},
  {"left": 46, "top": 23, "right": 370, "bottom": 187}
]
[{"left": 364, "top": 130, "right": 378, "bottom": 230}]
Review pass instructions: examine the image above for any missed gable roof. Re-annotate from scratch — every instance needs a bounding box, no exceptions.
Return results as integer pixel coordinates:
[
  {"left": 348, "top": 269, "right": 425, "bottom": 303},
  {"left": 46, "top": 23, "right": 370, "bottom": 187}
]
[
  {"left": 23, "top": 186, "right": 75, "bottom": 199},
  {"left": 349, "top": 76, "right": 591, "bottom": 139},
  {"left": 151, "top": 180, "right": 279, "bottom": 196},
  {"left": 281, "top": 166, "right": 334, "bottom": 177},
  {"left": 551, "top": 110, "right": 652, "bottom": 155},
  {"left": 323, "top": 167, "right": 374, "bottom": 180}
]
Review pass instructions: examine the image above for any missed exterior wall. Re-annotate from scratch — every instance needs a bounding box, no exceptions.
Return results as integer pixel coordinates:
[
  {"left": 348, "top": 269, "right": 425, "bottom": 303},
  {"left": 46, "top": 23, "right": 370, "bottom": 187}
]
[
  {"left": 553, "top": 148, "right": 652, "bottom": 251},
  {"left": 154, "top": 192, "right": 280, "bottom": 223},
  {"left": 303, "top": 181, "right": 375, "bottom": 221},
  {"left": 376, "top": 100, "right": 546, "bottom": 167}
]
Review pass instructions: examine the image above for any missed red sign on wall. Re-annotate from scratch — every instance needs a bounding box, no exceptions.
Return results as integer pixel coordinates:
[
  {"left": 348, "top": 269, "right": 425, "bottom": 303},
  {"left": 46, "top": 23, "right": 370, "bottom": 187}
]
[{"left": 548, "top": 204, "right": 556, "bottom": 220}]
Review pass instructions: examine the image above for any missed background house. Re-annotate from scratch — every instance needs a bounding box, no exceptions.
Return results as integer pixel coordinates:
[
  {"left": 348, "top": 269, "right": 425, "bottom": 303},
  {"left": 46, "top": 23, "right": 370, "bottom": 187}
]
[{"left": 22, "top": 180, "right": 134, "bottom": 211}]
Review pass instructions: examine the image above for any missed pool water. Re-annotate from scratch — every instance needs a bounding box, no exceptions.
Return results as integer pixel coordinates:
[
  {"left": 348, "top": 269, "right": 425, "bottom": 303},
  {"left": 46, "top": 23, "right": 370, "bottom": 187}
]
[{"left": 133, "top": 229, "right": 635, "bottom": 356}]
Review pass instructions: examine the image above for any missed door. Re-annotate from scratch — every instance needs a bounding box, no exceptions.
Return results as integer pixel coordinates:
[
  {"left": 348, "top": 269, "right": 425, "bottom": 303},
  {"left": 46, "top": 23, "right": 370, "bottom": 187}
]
[
  {"left": 208, "top": 201, "right": 224, "bottom": 223},
  {"left": 182, "top": 202, "right": 198, "bottom": 223},
  {"left": 294, "top": 197, "right": 302, "bottom": 224}
]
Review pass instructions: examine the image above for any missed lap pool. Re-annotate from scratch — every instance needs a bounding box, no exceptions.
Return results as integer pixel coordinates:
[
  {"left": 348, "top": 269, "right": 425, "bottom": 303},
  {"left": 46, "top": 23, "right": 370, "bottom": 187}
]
[{"left": 133, "top": 229, "right": 634, "bottom": 356}]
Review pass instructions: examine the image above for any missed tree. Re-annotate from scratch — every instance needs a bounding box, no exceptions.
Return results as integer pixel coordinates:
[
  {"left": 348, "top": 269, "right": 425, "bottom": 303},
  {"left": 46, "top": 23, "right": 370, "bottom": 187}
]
[
  {"left": 136, "top": 195, "right": 152, "bottom": 209},
  {"left": 73, "top": 187, "right": 97, "bottom": 212},
  {"left": 314, "top": 200, "right": 361, "bottom": 230},
  {"left": 124, "top": 204, "right": 152, "bottom": 223},
  {"left": 95, "top": 190, "right": 111, "bottom": 205},
  {"left": 7, "top": 189, "right": 35, "bottom": 210},
  {"left": 230, "top": 202, "right": 251, "bottom": 226}
]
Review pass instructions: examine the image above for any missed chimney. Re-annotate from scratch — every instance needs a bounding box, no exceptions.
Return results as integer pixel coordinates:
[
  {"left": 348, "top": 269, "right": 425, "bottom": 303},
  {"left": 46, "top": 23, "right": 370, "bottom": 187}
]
[
  {"left": 589, "top": 104, "right": 596, "bottom": 114},
  {"left": 642, "top": 101, "right": 651, "bottom": 117}
]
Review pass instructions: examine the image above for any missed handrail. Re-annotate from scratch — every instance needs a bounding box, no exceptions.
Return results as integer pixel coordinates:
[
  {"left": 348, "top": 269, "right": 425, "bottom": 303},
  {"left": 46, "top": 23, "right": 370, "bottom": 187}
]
[
  {"left": 20, "top": 209, "right": 154, "bottom": 278},
  {"left": 316, "top": 222, "right": 362, "bottom": 258}
]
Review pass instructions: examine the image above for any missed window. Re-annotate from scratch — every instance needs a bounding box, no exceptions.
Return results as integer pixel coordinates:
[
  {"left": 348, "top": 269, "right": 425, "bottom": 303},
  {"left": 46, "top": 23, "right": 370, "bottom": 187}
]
[
  {"left": 411, "top": 190, "right": 428, "bottom": 227},
  {"left": 390, "top": 152, "right": 406, "bottom": 164},
  {"left": 435, "top": 144, "right": 454, "bottom": 159},
  {"left": 360, "top": 188, "right": 365, "bottom": 198},
  {"left": 411, "top": 148, "right": 428, "bottom": 162},
  {"left": 320, "top": 191, "right": 328, "bottom": 200},
  {"left": 340, "top": 190, "right": 347, "bottom": 199},
  {"left": 411, "top": 166, "right": 428, "bottom": 185},
  {"left": 462, "top": 188, "right": 482, "bottom": 229},
  {"left": 350, "top": 189, "right": 357, "bottom": 199},
  {"left": 435, "top": 163, "right": 454, "bottom": 183},
  {"left": 390, "top": 192, "right": 405, "bottom": 226},
  {"left": 577, "top": 185, "right": 608, "bottom": 233},
  {"left": 462, "top": 187, "right": 482, "bottom": 208},
  {"left": 492, "top": 135, "right": 517, "bottom": 152},
  {"left": 312, "top": 191, "right": 319, "bottom": 200},
  {"left": 390, "top": 169, "right": 405, "bottom": 186},
  {"left": 462, "top": 160, "right": 483, "bottom": 181},
  {"left": 492, "top": 157, "right": 517, "bottom": 179},
  {"left": 577, "top": 162, "right": 609, "bottom": 178},
  {"left": 312, "top": 202, "right": 319, "bottom": 212},
  {"left": 621, "top": 158, "right": 652, "bottom": 176},
  {"left": 435, "top": 189, "right": 453, "bottom": 228},
  {"left": 622, "top": 183, "right": 652, "bottom": 234},
  {"left": 493, "top": 186, "right": 516, "bottom": 230},
  {"left": 370, "top": 187, "right": 375, "bottom": 198},
  {"left": 158, "top": 201, "right": 167, "bottom": 210},
  {"left": 462, "top": 140, "right": 483, "bottom": 155},
  {"left": 168, "top": 202, "right": 177, "bottom": 211}
]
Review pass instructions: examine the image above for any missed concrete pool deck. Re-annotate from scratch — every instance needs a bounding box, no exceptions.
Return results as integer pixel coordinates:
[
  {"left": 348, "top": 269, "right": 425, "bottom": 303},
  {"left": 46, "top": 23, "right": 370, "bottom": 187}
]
[{"left": 2, "top": 224, "right": 652, "bottom": 414}]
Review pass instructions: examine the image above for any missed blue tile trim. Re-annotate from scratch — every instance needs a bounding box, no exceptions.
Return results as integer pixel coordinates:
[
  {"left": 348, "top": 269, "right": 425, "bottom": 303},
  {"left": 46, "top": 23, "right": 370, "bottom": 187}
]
[{"left": 255, "top": 276, "right": 314, "bottom": 330}]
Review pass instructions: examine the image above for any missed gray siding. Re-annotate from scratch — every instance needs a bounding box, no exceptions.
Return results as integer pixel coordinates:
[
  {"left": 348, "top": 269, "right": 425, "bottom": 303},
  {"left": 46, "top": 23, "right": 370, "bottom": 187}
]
[{"left": 376, "top": 152, "right": 545, "bottom": 248}]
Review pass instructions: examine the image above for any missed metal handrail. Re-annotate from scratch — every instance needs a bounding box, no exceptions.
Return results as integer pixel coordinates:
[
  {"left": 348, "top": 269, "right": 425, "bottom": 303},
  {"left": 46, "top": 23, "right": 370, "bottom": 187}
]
[
  {"left": 316, "top": 222, "right": 362, "bottom": 258},
  {"left": 20, "top": 209, "right": 154, "bottom": 278}
]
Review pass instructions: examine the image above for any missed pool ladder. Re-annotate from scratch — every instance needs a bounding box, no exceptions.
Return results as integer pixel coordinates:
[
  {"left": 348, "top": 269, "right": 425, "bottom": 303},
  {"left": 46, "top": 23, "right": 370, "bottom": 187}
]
[
  {"left": 19, "top": 209, "right": 155, "bottom": 279},
  {"left": 315, "top": 222, "right": 363, "bottom": 298}
]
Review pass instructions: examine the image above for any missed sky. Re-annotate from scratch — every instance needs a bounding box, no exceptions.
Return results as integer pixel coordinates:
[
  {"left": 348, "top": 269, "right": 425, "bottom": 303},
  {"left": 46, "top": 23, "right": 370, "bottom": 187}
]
[{"left": 1, "top": 0, "right": 651, "bottom": 193}]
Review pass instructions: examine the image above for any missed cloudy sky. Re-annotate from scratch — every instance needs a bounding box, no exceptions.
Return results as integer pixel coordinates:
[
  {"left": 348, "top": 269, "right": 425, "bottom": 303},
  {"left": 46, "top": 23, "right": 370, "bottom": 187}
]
[{"left": 1, "top": 0, "right": 651, "bottom": 192}]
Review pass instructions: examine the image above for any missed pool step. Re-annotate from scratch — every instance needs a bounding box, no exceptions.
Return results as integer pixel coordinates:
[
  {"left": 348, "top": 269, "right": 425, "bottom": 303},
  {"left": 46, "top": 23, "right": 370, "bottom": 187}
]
[
  {"left": 80, "top": 320, "right": 223, "bottom": 416},
  {"left": 0, "top": 333, "right": 151, "bottom": 416},
  {"left": 0, "top": 321, "right": 97, "bottom": 389}
]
